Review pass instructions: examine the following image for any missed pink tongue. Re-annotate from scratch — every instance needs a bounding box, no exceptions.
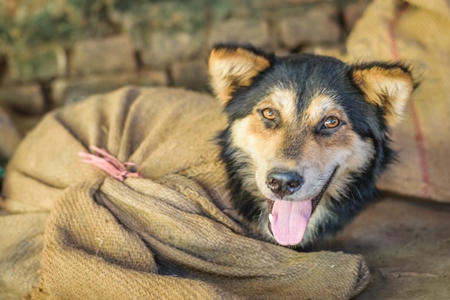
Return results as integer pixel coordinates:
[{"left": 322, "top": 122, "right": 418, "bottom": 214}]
[{"left": 270, "top": 200, "right": 312, "bottom": 246}]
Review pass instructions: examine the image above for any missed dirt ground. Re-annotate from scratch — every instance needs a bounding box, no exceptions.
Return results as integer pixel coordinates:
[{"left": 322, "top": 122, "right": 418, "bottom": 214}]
[{"left": 325, "top": 195, "right": 450, "bottom": 299}]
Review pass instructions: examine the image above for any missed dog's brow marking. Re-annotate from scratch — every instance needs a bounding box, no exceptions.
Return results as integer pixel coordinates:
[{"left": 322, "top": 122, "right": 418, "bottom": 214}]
[
  {"left": 305, "top": 94, "right": 341, "bottom": 124},
  {"left": 268, "top": 88, "right": 298, "bottom": 121}
]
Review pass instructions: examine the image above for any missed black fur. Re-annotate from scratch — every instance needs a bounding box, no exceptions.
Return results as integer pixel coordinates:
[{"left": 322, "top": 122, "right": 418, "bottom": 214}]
[{"left": 215, "top": 47, "right": 412, "bottom": 250}]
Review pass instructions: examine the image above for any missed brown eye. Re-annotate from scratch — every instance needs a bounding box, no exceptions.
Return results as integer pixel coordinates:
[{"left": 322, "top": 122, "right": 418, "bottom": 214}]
[
  {"left": 324, "top": 116, "right": 340, "bottom": 128},
  {"left": 262, "top": 108, "right": 276, "bottom": 120}
]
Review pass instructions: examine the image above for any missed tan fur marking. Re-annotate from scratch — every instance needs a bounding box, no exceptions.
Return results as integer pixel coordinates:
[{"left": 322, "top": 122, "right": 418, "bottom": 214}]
[
  {"left": 352, "top": 66, "right": 414, "bottom": 127},
  {"left": 208, "top": 48, "right": 270, "bottom": 105},
  {"left": 267, "top": 88, "right": 298, "bottom": 122},
  {"left": 305, "top": 94, "right": 342, "bottom": 127},
  {"left": 231, "top": 115, "right": 284, "bottom": 164}
]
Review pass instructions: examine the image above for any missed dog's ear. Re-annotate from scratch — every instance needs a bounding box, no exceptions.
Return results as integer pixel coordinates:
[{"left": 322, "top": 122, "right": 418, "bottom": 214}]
[
  {"left": 350, "top": 63, "right": 415, "bottom": 127},
  {"left": 208, "top": 44, "right": 272, "bottom": 105}
]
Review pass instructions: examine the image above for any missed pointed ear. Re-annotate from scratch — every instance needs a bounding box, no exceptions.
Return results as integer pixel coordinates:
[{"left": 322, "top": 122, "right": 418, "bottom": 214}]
[
  {"left": 208, "top": 44, "right": 272, "bottom": 105},
  {"left": 350, "top": 63, "right": 415, "bottom": 127}
]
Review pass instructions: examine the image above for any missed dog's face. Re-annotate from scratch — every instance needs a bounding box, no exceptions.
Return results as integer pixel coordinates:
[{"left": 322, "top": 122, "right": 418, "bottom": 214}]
[{"left": 209, "top": 45, "right": 415, "bottom": 247}]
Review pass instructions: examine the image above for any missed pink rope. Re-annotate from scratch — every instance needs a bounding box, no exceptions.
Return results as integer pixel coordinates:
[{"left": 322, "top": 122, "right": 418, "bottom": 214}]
[{"left": 79, "top": 145, "right": 143, "bottom": 182}]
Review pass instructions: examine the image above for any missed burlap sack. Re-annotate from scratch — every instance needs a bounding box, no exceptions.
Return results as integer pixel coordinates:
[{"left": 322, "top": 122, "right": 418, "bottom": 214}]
[
  {"left": 0, "top": 87, "right": 370, "bottom": 299},
  {"left": 343, "top": 0, "right": 450, "bottom": 202}
]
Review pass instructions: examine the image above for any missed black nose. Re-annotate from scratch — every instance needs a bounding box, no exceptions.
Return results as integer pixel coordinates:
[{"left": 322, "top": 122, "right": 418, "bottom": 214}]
[{"left": 266, "top": 171, "right": 303, "bottom": 199}]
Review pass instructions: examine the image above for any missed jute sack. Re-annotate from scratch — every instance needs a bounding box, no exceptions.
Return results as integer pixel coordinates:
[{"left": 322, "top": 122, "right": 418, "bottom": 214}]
[
  {"left": 0, "top": 87, "right": 370, "bottom": 299},
  {"left": 343, "top": 0, "right": 450, "bottom": 202}
]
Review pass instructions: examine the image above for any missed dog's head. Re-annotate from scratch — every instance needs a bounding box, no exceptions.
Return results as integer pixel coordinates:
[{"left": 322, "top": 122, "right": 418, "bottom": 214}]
[{"left": 209, "top": 44, "right": 415, "bottom": 247}]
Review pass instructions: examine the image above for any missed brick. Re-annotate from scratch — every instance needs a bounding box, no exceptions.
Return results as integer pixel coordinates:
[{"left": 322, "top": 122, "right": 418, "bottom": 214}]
[
  {"left": 227, "top": 0, "right": 260, "bottom": 18},
  {"left": 0, "top": 0, "right": 114, "bottom": 53},
  {"left": 274, "top": 48, "right": 291, "bottom": 57},
  {"left": 0, "top": 107, "right": 21, "bottom": 165},
  {"left": 0, "top": 84, "right": 45, "bottom": 115},
  {"left": 7, "top": 46, "right": 66, "bottom": 82},
  {"left": 0, "top": 55, "right": 7, "bottom": 85},
  {"left": 140, "top": 31, "right": 203, "bottom": 69},
  {"left": 52, "top": 70, "right": 167, "bottom": 106},
  {"left": 343, "top": 1, "right": 370, "bottom": 31},
  {"left": 278, "top": 5, "right": 341, "bottom": 50},
  {"left": 171, "top": 60, "right": 209, "bottom": 92},
  {"left": 70, "top": 35, "right": 136, "bottom": 76},
  {"left": 124, "top": 1, "right": 209, "bottom": 58},
  {"left": 122, "top": 1, "right": 208, "bottom": 34},
  {"left": 138, "top": 71, "right": 168, "bottom": 87},
  {"left": 210, "top": 1, "right": 232, "bottom": 23},
  {"left": 227, "top": 0, "right": 320, "bottom": 18},
  {"left": 261, "top": 0, "right": 320, "bottom": 7},
  {"left": 302, "top": 43, "right": 346, "bottom": 57},
  {"left": 209, "top": 19, "right": 270, "bottom": 49},
  {"left": 5, "top": 113, "right": 43, "bottom": 137}
]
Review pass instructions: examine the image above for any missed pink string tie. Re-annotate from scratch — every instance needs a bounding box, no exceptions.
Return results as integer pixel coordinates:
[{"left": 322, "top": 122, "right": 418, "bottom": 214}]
[{"left": 79, "top": 145, "right": 143, "bottom": 182}]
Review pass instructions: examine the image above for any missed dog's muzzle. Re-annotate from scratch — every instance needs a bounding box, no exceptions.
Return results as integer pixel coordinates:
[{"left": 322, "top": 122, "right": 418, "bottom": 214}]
[{"left": 266, "top": 166, "right": 338, "bottom": 246}]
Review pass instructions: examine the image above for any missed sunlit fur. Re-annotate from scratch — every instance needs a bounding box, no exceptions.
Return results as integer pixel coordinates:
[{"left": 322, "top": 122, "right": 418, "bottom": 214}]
[
  {"left": 211, "top": 44, "right": 415, "bottom": 250},
  {"left": 209, "top": 45, "right": 272, "bottom": 105}
]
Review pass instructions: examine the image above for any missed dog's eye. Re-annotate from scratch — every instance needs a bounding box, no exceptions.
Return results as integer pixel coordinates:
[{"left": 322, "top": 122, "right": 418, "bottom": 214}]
[
  {"left": 323, "top": 116, "right": 340, "bottom": 128},
  {"left": 262, "top": 108, "right": 276, "bottom": 120}
]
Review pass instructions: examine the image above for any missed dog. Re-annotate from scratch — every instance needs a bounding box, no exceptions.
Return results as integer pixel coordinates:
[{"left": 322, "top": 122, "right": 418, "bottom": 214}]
[{"left": 208, "top": 44, "right": 415, "bottom": 250}]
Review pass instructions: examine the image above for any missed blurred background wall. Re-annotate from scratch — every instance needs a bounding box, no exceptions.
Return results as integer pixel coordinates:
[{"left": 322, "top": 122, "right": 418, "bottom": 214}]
[{"left": 0, "top": 0, "right": 371, "bottom": 136}]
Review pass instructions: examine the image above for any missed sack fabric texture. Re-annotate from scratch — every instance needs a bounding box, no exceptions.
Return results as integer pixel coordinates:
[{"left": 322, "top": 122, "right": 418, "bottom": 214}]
[
  {"left": 342, "top": 0, "right": 450, "bottom": 202},
  {"left": 0, "top": 87, "right": 370, "bottom": 299}
]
